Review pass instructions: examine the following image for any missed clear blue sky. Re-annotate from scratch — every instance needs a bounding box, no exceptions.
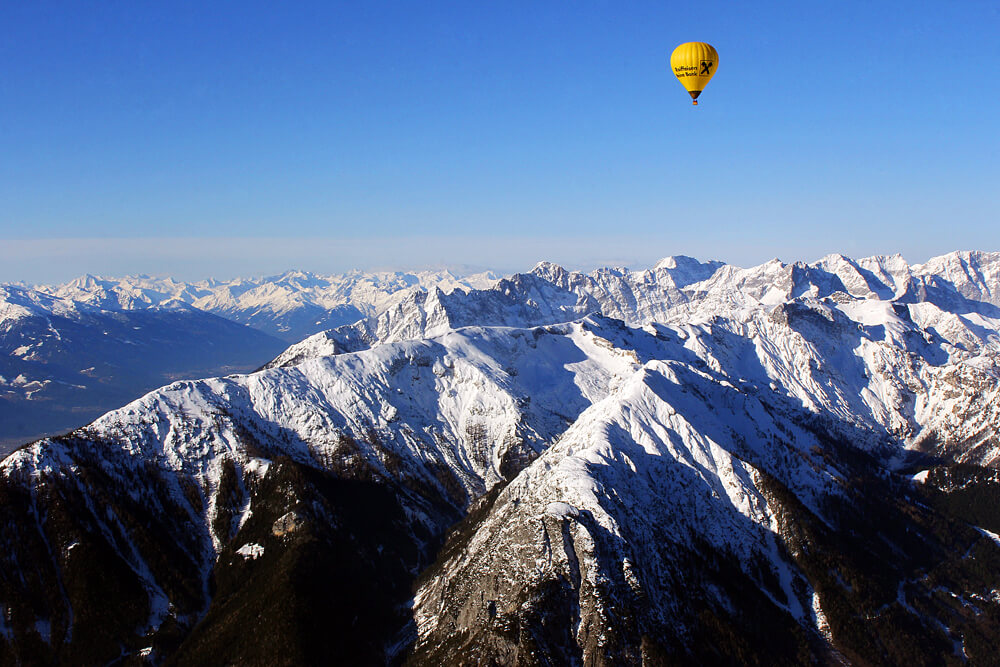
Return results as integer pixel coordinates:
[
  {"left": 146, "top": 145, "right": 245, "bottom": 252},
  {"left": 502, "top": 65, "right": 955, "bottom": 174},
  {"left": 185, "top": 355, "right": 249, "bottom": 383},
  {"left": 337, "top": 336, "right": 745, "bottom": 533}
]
[{"left": 1, "top": 1, "right": 998, "bottom": 282}]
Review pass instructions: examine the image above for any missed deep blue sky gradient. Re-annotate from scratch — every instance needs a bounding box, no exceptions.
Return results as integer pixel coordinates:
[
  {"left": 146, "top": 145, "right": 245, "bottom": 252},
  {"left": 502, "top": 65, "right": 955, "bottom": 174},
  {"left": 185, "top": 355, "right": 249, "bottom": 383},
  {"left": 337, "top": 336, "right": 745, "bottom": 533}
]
[{"left": 1, "top": 1, "right": 998, "bottom": 280}]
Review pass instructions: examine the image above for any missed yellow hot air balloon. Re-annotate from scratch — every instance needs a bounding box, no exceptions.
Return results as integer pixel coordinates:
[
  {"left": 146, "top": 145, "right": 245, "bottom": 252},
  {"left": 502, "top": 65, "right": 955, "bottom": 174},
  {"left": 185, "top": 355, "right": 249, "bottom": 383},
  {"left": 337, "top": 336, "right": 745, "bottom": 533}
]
[{"left": 670, "top": 42, "right": 718, "bottom": 105}]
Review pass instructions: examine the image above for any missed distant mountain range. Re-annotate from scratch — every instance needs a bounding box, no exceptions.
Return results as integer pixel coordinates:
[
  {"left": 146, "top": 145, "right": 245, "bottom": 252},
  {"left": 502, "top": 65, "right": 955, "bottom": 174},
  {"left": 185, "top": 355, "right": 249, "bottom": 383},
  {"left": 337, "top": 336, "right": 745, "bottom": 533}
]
[
  {"left": 1, "top": 250, "right": 999, "bottom": 664},
  {"left": 38, "top": 268, "right": 501, "bottom": 342},
  {"left": 0, "top": 270, "right": 499, "bottom": 449}
]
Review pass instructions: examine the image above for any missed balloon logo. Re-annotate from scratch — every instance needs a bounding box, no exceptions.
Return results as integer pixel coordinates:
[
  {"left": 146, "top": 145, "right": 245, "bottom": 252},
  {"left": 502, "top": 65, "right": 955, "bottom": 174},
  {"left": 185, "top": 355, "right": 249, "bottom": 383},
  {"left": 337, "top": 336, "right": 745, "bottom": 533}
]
[{"left": 671, "top": 42, "right": 718, "bottom": 105}]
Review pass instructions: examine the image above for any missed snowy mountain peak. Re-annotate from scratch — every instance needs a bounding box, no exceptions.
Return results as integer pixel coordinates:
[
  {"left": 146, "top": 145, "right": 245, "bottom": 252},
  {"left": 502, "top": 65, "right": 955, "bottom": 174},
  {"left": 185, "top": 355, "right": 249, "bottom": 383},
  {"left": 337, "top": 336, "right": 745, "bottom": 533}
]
[
  {"left": 530, "top": 260, "right": 570, "bottom": 283},
  {"left": 650, "top": 254, "right": 724, "bottom": 284},
  {"left": 67, "top": 273, "right": 104, "bottom": 289}
]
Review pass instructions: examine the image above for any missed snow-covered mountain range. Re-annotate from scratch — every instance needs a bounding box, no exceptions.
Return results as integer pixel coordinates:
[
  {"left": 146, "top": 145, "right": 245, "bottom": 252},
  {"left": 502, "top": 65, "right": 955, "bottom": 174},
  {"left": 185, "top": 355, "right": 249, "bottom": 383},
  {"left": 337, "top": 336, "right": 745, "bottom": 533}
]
[
  {"left": 0, "top": 269, "right": 499, "bottom": 449},
  {"left": 39, "top": 268, "right": 501, "bottom": 342},
  {"left": 2, "top": 250, "right": 1000, "bottom": 664}
]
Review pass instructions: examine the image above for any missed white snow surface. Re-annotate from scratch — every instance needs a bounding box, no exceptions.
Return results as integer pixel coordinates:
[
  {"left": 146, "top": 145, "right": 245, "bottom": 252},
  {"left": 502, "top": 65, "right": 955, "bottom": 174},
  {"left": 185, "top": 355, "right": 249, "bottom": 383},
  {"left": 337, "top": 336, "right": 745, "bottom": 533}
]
[{"left": 236, "top": 543, "right": 264, "bottom": 560}]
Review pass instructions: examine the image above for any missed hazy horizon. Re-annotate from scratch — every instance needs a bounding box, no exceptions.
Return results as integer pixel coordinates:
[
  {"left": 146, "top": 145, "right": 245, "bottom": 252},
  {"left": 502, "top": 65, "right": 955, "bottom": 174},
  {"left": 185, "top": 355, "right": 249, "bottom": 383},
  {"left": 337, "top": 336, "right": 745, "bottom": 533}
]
[{"left": 1, "top": 236, "right": 993, "bottom": 285}]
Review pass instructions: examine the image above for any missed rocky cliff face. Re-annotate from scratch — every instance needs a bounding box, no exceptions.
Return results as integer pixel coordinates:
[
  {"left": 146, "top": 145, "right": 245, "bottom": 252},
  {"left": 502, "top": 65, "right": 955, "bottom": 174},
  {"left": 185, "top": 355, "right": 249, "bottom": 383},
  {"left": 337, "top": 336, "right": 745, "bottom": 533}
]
[{"left": 2, "top": 251, "right": 1000, "bottom": 664}]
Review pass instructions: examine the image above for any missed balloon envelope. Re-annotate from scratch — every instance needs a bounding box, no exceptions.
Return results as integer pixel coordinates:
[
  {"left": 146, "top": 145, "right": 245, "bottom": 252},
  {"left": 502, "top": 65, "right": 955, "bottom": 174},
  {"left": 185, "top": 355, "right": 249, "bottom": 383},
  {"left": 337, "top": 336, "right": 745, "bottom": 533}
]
[{"left": 670, "top": 42, "right": 718, "bottom": 104}]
